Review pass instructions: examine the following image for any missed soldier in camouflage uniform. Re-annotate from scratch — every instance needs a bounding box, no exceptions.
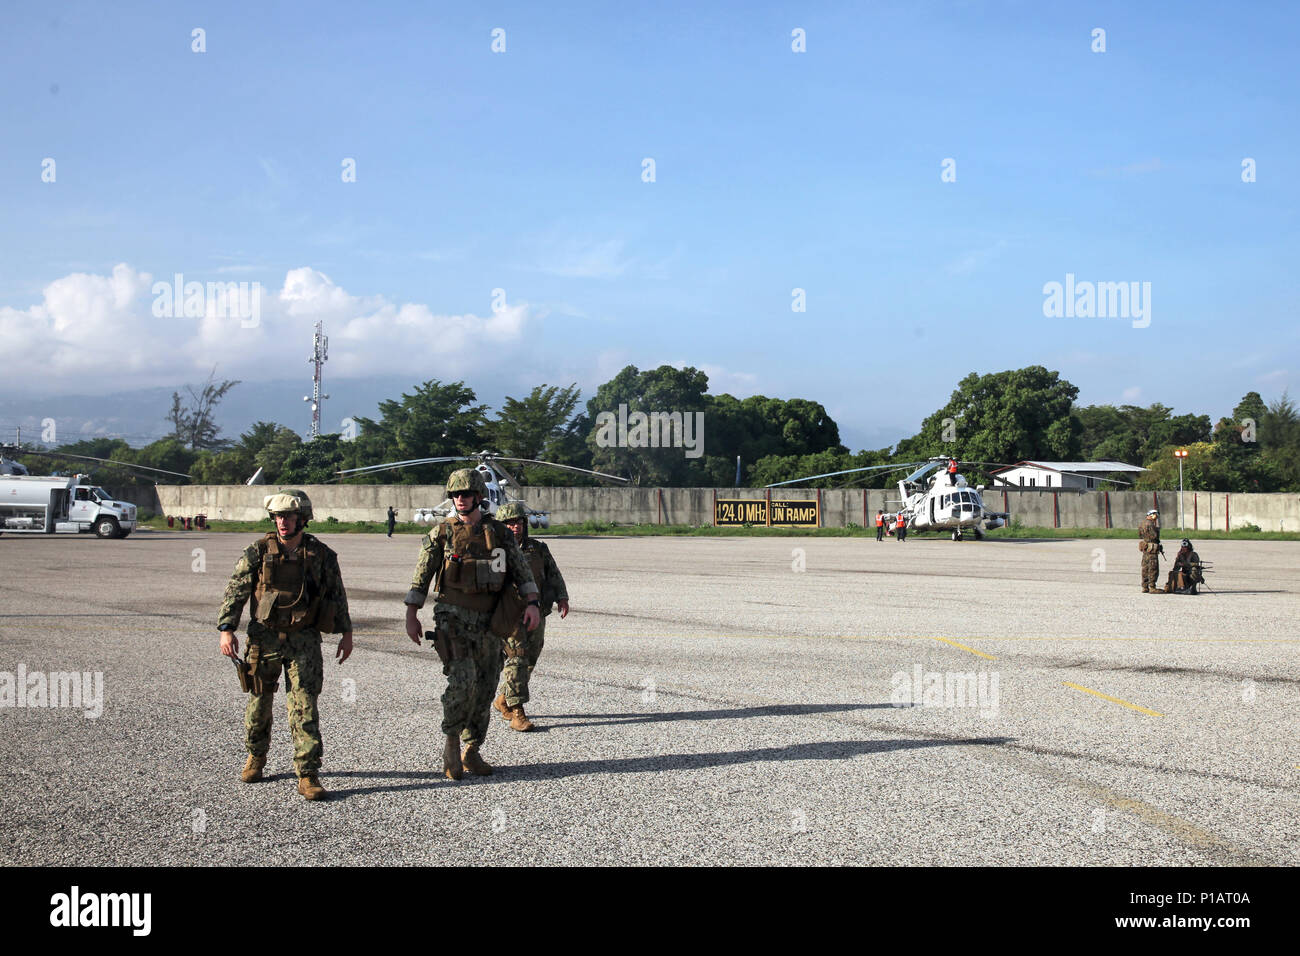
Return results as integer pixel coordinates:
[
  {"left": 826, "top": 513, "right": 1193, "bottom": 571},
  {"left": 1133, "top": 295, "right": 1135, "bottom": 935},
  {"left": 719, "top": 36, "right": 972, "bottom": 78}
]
[
  {"left": 1138, "top": 508, "right": 1163, "bottom": 593},
  {"left": 491, "top": 502, "right": 568, "bottom": 732},
  {"left": 404, "top": 468, "right": 539, "bottom": 780},
  {"left": 218, "top": 490, "right": 353, "bottom": 801}
]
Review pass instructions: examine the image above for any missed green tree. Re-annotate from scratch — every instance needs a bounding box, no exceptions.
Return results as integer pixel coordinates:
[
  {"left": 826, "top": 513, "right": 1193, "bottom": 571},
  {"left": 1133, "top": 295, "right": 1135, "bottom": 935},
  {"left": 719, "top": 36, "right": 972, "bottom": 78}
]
[
  {"left": 168, "top": 368, "right": 240, "bottom": 450},
  {"left": 253, "top": 426, "right": 303, "bottom": 482},
  {"left": 190, "top": 449, "right": 253, "bottom": 484},
  {"left": 1135, "top": 441, "right": 1234, "bottom": 492},
  {"left": 585, "top": 365, "right": 711, "bottom": 485},
  {"left": 280, "top": 434, "right": 349, "bottom": 485},
  {"left": 349, "top": 380, "right": 488, "bottom": 484},
  {"left": 895, "top": 366, "right": 1081, "bottom": 467},
  {"left": 132, "top": 438, "right": 200, "bottom": 477},
  {"left": 486, "top": 384, "right": 589, "bottom": 484},
  {"left": 1261, "top": 392, "right": 1300, "bottom": 491}
]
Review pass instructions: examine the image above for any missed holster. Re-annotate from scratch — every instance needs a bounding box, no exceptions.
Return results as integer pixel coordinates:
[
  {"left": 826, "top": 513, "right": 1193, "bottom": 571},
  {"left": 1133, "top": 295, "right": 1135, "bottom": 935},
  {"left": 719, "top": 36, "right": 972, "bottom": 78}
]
[
  {"left": 244, "top": 641, "right": 279, "bottom": 695},
  {"left": 426, "top": 627, "right": 467, "bottom": 675},
  {"left": 233, "top": 655, "right": 251, "bottom": 693}
]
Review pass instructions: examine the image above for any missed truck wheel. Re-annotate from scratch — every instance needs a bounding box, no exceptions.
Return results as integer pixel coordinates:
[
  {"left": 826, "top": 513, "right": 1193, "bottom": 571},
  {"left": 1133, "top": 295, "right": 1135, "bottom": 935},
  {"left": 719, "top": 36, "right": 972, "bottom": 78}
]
[{"left": 94, "top": 516, "right": 120, "bottom": 539}]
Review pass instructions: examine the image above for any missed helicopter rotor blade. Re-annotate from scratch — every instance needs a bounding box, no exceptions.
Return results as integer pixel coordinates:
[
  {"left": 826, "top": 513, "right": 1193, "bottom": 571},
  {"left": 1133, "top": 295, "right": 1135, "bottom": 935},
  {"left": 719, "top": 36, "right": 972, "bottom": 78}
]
[
  {"left": 335, "top": 456, "right": 468, "bottom": 477},
  {"left": 490, "top": 457, "right": 629, "bottom": 483},
  {"left": 488, "top": 458, "right": 521, "bottom": 489},
  {"left": 900, "top": 461, "right": 945, "bottom": 485},
  {"left": 956, "top": 460, "right": 1135, "bottom": 488},
  {"left": 14, "top": 450, "right": 192, "bottom": 480},
  {"left": 765, "top": 462, "right": 927, "bottom": 488}
]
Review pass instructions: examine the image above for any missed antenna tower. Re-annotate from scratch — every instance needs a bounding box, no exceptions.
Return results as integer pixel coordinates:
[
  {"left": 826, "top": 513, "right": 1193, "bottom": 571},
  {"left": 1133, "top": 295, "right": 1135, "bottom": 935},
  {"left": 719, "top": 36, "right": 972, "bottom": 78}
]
[{"left": 303, "top": 321, "right": 330, "bottom": 439}]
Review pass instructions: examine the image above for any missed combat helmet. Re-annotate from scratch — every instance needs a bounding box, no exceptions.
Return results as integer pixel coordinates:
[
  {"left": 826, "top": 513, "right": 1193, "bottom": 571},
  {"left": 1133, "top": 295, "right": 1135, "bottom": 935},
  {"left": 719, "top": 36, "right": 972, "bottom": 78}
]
[
  {"left": 264, "top": 488, "right": 313, "bottom": 521},
  {"left": 446, "top": 467, "right": 488, "bottom": 497},
  {"left": 496, "top": 501, "right": 528, "bottom": 523}
]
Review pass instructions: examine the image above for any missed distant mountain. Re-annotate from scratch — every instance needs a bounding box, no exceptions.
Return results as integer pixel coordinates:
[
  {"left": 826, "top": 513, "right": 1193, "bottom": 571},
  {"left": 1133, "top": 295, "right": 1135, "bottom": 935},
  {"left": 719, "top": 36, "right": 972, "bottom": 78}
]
[{"left": 0, "top": 376, "right": 445, "bottom": 448}]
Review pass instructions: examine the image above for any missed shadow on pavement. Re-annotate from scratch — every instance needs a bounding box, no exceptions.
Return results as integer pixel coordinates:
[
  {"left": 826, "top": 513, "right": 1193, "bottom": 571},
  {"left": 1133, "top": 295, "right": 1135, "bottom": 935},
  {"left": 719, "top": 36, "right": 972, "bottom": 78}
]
[
  {"left": 505, "top": 736, "right": 1016, "bottom": 782},
  {"left": 320, "top": 734, "right": 1016, "bottom": 796},
  {"left": 542, "top": 701, "right": 900, "bottom": 728}
]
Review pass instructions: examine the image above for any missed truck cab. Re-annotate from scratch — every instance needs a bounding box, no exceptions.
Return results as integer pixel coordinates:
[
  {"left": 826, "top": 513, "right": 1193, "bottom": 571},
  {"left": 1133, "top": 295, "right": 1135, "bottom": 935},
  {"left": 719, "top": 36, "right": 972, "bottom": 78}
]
[
  {"left": 66, "top": 483, "right": 137, "bottom": 537},
  {"left": 0, "top": 475, "right": 137, "bottom": 537}
]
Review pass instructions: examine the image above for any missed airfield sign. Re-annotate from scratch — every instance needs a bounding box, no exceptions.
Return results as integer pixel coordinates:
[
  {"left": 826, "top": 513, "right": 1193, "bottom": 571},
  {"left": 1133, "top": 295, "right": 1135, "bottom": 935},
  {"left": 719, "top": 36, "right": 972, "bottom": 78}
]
[{"left": 714, "top": 498, "right": 819, "bottom": 527}]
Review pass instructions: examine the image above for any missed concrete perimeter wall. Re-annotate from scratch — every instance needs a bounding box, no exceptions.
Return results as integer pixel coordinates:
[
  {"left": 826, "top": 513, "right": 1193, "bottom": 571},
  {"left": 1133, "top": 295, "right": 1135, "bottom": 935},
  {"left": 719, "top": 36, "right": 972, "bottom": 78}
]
[{"left": 146, "top": 484, "right": 1300, "bottom": 532}]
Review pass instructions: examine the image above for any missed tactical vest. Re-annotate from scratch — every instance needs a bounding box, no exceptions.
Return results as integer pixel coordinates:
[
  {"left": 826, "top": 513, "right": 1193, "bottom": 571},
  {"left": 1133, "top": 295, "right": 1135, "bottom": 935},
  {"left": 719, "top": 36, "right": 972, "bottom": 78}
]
[
  {"left": 437, "top": 518, "right": 508, "bottom": 612},
  {"left": 252, "top": 533, "right": 326, "bottom": 632},
  {"left": 525, "top": 544, "right": 545, "bottom": 591}
]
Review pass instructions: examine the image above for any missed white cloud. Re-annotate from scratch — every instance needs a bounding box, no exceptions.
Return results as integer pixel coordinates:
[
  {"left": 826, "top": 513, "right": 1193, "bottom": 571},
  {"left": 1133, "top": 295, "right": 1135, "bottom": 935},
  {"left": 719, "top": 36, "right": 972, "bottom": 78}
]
[
  {"left": 0, "top": 264, "right": 537, "bottom": 395},
  {"left": 1121, "top": 386, "right": 1142, "bottom": 401}
]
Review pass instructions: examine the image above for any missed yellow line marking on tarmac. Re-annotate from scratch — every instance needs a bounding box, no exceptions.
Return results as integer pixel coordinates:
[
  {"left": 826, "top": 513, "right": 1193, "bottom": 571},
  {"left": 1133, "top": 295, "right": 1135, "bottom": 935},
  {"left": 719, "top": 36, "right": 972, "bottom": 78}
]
[
  {"left": 671, "top": 634, "right": 1300, "bottom": 644},
  {"left": 1061, "top": 681, "right": 1163, "bottom": 716},
  {"left": 930, "top": 636, "right": 996, "bottom": 660}
]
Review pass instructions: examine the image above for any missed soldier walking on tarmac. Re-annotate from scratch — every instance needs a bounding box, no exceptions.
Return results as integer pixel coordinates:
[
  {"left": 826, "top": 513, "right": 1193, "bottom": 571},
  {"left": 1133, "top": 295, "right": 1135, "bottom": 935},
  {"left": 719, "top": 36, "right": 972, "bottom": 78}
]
[
  {"left": 491, "top": 502, "right": 569, "bottom": 732},
  {"left": 1138, "top": 507, "right": 1163, "bottom": 593},
  {"left": 403, "top": 468, "right": 539, "bottom": 779},
  {"left": 218, "top": 490, "right": 353, "bottom": 801}
]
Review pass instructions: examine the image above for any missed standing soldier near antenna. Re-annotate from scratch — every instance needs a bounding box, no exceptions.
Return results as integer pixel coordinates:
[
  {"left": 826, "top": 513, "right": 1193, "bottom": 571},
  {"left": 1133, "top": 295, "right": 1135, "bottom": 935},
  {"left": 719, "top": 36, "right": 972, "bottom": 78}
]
[
  {"left": 1138, "top": 508, "right": 1163, "bottom": 593},
  {"left": 403, "top": 468, "right": 539, "bottom": 779}
]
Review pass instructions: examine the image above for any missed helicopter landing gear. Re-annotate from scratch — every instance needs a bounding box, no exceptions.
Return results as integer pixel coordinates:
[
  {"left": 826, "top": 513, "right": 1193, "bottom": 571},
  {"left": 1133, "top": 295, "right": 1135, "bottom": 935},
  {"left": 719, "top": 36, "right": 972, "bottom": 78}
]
[
  {"left": 973, "top": 527, "right": 985, "bottom": 541},
  {"left": 951, "top": 530, "right": 962, "bottom": 541}
]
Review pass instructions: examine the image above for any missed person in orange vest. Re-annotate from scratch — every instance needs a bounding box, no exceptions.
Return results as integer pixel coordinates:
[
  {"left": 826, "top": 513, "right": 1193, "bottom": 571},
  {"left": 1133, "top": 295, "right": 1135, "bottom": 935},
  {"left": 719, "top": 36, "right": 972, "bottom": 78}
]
[
  {"left": 875, "top": 509, "right": 885, "bottom": 542},
  {"left": 895, "top": 512, "right": 907, "bottom": 542}
]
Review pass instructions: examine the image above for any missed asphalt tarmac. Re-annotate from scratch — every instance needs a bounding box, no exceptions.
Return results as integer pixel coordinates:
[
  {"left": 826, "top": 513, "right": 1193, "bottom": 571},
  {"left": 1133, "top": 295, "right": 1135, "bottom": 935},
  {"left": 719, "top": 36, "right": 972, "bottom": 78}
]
[{"left": 1, "top": 530, "right": 1296, "bottom": 866}]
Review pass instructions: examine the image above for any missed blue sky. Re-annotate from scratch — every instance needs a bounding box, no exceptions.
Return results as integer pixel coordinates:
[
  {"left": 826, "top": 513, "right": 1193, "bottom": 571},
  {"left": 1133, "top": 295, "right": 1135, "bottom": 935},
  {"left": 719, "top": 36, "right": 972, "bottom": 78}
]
[{"left": 1, "top": 0, "right": 1296, "bottom": 451}]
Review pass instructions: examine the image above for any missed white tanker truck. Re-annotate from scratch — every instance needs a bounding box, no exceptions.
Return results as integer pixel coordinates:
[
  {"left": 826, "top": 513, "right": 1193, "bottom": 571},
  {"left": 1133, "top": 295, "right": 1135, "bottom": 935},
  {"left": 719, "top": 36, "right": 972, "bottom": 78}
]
[{"left": 0, "top": 474, "right": 138, "bottom": 538}]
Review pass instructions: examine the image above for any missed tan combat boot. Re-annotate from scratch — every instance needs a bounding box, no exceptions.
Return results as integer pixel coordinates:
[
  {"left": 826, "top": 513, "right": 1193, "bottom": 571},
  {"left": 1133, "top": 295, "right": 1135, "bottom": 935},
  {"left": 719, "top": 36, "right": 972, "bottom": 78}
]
[
  {"left": 240, "top": 754, "right": 266, "bottom": 783},
  {"left": 493, "top": 693, "right": 511, "bottom": 721},
  {"left": 297, "top": 775, "right": 327, "bottom": 801},
  {"left": 509, "top": 703, "right": 534, "bottom": 732},
  {"left": 461, "top": 744, "right": 494, "bottom": 776},
  {"left": 444, "top": 733, "right": 464, "bottom": 780}
]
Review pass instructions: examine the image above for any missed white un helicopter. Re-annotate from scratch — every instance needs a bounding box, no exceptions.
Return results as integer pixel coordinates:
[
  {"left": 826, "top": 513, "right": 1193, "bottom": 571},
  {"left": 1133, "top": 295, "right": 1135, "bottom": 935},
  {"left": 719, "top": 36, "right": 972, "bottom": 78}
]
[
  {"left": 768, "top": 456, "right": 1131, "bottom": 541},
  {"left": 335, "top": 450, "right": 627, "bottom": 528}
]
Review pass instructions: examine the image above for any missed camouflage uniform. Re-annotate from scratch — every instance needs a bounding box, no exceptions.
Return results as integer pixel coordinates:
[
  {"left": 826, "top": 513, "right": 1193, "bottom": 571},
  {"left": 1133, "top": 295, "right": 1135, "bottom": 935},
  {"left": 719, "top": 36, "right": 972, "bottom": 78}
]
[
  {"left": 405, "top": 516, "right": 537, "bottom": 748},
  {"left": 1164, "top": 545, "right": 1203, "bottom": 594},
  {"left": 1138, "top": 516, "right": 1161, "bottom": 592},
  {"left": 218, "top": 533, "right": 352, "bottom": 777},
  {"left": 498, "top": 537, "right": 568, "bottom": 709}
]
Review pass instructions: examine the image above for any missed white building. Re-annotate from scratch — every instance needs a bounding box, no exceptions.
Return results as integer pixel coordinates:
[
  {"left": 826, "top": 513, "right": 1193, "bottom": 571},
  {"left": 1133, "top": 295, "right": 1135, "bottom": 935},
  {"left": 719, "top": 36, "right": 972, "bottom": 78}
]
[{"left": 988, "top": 460, "right": 1145, "bottom": 491}]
